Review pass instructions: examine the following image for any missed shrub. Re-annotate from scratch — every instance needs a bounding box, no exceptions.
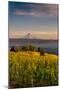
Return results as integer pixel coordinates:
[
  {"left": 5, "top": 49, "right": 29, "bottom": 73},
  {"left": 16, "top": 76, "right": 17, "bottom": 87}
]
[
  {"left": 40, "top": 49, "right": 45, "bottom": 56},
  {"left": 21, "top": 46, "right": 28, "bottom": 51},
  {"left": 37, "top": 47, "right": 45, "bottom": 55},
  {"left": 10, "top": 46, "right": 18, "bottom": 52},
  {"left": 37, "top": 47, "right": 41, "bottom": 52},
  {"left": 28, "top": 45, "right": 36, "bottom": 51},
  {"left": 21, "top": 45, "right": 36, "bottom": 51}
]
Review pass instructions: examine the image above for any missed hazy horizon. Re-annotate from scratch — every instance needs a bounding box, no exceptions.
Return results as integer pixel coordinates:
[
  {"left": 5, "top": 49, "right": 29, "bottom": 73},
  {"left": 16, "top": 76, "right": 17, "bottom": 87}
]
[
  {"left": 9, "top": 32, "right": 58, "bottom": 40},
  {"left": 9, "top": 2, "right": 58, "bottom": 40}
]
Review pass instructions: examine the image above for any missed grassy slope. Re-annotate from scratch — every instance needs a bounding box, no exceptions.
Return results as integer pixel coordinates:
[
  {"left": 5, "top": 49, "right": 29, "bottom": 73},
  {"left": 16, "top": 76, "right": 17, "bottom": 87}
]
[{"left": 9, "top": 51, "right": 58, "bottom": 88}]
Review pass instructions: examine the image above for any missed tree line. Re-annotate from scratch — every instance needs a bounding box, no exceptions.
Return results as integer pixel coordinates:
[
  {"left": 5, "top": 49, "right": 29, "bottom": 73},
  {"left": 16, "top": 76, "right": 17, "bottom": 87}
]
[{"left": 10, "top": 45, "right": 45, "bottom": 55}]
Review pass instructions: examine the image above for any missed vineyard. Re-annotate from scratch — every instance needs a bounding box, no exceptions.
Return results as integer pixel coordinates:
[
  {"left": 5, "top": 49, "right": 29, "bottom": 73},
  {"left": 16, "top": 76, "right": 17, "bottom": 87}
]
[{"left": 9, "top": 51, "right": 58, "bottom": 88}]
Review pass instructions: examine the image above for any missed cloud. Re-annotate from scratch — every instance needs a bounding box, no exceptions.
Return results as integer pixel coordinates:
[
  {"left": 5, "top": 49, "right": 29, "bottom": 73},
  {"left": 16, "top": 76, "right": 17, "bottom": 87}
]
[
  {"left": 14, "top": 10, "right": 36, "bottom": 16},
  {"left": 13, "top": 4, "right": 58, "bottom": 17}
]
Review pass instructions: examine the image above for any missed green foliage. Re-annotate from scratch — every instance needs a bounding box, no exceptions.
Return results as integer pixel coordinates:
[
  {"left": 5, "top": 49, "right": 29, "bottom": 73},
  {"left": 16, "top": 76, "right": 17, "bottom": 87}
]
[
  {"left": 10, "top": 46, "right": 18, "bottom": 52},
  {"left": 37, "top": 47, "right": 41, "bottom": 52},
  {"left": 37, "top": 47, "right": 45, "bottom": 55},
  {"left": 10, "top": 46, "right": 16, "bottom": 52},
  {"left": 21, "top": 45, "right": 36, "bottom": 51},
  {"left": 40, "top": 49, "right": 45, "bottom": 56},
  {"left": 21, "top": 46, "right": 28, "bottom": 51},
  {"left": 28, "top": 45, "right": 36, "bottom": 51}
]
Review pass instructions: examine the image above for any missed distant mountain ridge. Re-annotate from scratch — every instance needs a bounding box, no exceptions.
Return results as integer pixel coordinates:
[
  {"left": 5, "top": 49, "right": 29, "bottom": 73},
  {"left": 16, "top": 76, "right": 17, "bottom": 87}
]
[
  {"left": 9, "top": 32, "right": 58, "bottom": 40},
  {"left": 20, "top": 33, "right": 58, "bottom": 40},
  {"left": 23, "top": 33, "right": 34, "bottom": 39}
]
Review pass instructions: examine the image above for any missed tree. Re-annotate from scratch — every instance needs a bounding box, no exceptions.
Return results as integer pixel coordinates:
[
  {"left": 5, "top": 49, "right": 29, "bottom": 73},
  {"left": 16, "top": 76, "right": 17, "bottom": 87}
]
[
  {"left": 40, "top": 49, "right": 45, "bottom": 56},
  {"left": 37, "top": 47, "right": 45, "bottom": 56},
  {"left": 21, "top": 46, "right": 28, "bottom": 51},
  {"left": 10, "top": 46, "right": 16, "bottom": 52},
  {"left": 21, "top": 45, "right": 36, "bottom": 51},
  {"left": 28, "top": 45, "right": 36, "bottom": 51},
  {"left": 37, "top": 47, "right": 41, "bottom": 52}
]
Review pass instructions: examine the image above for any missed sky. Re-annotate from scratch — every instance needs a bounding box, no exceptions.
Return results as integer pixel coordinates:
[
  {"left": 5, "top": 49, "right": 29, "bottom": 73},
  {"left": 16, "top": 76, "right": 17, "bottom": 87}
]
[{"left": 8, "top": 1, "right": 58, "bottom": 39}]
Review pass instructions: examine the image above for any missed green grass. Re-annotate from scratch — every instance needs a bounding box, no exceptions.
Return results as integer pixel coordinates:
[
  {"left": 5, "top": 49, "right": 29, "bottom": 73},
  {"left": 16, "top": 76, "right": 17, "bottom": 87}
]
[{"left": 9, "top": 51, "right": 58, "bottom": 88}]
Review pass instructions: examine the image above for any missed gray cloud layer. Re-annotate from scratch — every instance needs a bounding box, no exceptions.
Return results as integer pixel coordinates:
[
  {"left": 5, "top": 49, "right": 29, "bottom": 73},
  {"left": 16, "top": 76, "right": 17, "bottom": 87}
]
[{"left": 14, "top": 4, "right": 58, "bottom": 17}]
